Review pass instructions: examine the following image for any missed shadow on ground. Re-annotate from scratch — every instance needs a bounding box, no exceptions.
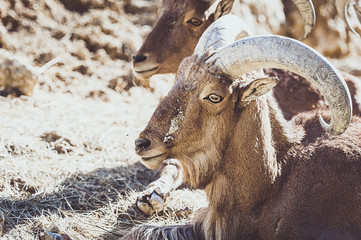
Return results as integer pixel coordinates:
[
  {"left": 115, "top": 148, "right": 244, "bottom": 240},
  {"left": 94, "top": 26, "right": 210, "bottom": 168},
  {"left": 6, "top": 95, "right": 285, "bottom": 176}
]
[{"left": 0, "top": 161, "right": 155, "bottom": 238}]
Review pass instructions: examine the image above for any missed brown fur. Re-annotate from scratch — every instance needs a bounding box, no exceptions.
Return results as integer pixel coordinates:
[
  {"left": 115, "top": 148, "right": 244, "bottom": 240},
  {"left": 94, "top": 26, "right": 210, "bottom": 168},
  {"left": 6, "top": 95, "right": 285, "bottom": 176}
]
[
  {"left": 125, "top": 55, "right": 361, "bottom": 239},
  {"left": 132, "top": 0, "right": 215, "bottom": 79}
]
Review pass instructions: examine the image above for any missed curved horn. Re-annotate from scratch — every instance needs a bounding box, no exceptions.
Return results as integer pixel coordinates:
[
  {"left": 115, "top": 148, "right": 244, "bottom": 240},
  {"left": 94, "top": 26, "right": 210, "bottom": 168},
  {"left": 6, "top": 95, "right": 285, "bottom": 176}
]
[
  {"left": 290, "top": 0, "right": 316, "bottom": 39},
  {"left": 193, "top": 14, "right": 251, "bottom": 56},
  {"left": 336, "top": 0, "right": 360, "bottom": 37},
  {"left": 208, "top": 35, "right": 352, "bottom": 135}
]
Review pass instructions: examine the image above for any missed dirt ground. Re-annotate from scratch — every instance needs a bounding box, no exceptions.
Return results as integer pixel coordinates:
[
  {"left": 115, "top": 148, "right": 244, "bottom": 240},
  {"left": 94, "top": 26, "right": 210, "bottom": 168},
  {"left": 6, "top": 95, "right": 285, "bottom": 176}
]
[
  {"left": 0, "top": 0, "right": 208, "bottom": 239},
  {"left": 0, "top": 0, "right": 360, "bottom": 239}
]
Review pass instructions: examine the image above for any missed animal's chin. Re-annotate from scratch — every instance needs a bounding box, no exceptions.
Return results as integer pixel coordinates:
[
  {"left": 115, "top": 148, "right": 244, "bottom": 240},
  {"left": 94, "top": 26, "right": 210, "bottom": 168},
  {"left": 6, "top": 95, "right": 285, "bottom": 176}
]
[
  {"left": 133, "top": 66, "right": 159, "bottom": 80},
  {"left": 140, "top": 153, "right": 167, "bottom": 169}
]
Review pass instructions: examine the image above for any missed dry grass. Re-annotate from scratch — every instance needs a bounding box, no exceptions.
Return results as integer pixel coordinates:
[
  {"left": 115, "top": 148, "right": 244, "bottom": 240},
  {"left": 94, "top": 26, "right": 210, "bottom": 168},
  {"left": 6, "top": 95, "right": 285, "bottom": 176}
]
[
  {"left": 0, "top": 0, "right": 207, "bottom": 239},
  {"left": 0, "top": 63, "right": 207, "bottom": 239}
]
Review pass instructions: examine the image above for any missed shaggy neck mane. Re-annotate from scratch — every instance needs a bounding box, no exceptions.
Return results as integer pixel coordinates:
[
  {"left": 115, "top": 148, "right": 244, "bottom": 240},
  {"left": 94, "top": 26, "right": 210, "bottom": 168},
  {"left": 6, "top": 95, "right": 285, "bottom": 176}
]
[{"left": 201, "top": 93, "right": 301, "bottom": 240}]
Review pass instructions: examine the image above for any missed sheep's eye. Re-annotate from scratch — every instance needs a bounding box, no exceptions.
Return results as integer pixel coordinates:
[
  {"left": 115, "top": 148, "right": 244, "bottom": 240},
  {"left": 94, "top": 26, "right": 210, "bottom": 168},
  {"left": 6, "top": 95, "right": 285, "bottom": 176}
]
[
  {"left": 187, "top": 18, "right": 202, "bottom": 26},
  {"left": 205, "top": 94, "right": 223, "bottom": 103}
]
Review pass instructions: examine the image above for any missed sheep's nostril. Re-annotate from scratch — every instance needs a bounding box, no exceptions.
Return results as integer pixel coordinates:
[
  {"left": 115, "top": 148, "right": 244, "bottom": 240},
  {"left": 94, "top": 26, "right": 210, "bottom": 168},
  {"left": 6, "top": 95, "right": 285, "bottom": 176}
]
[
  {"left": 135, "top": 138, "right": 151, "bottom": 153},
  {"left": 133, "top": 54, "right": 147, "bottom": 64}
]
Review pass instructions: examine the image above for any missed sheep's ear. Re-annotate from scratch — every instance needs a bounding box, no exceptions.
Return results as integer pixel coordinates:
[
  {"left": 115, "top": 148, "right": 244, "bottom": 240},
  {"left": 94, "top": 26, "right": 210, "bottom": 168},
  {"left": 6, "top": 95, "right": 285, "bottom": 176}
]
[
  {"left": 240, "top": 77, "right": 279, "bottom": 102},
  {"left": 214, "top": 0, "right": 234, "bottom": 19}
]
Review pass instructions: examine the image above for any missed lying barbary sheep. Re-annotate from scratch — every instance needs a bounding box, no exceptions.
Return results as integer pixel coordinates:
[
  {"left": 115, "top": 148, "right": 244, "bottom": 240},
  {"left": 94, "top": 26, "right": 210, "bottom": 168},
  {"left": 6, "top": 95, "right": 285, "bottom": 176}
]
[
  {"left": 133, "top": 0, "right": 315, "bottom": 81},
  {"left": 135, "top": 14, "right": 361, "bottom": 215},
  {"left": 124, "top": 15, "right": 361, "bottom": 240},
  {"left": 133, "top": 0, "right": 360, "bottom": 81}
]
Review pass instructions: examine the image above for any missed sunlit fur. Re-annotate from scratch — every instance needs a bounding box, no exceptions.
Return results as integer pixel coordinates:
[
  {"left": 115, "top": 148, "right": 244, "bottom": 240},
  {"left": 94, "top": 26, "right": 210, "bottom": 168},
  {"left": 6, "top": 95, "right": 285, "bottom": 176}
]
[
  {"left": 133, "top": 0, "right": 214, "bottom": 78},
  {"left": 125, "top": 53, "right": 361, "bottom": 239}
]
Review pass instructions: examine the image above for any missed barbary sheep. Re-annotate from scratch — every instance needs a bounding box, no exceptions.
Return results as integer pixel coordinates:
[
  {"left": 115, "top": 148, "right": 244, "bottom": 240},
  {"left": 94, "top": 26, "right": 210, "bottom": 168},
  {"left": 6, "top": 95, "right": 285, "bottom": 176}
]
[
  {"left": 124, "top": 15, "right": 361, "bottom": 240},
  {"left": 135, "top": 14, "right": 361, "bottom": 216},
  {"left": 133, "top": 0, "right": 315, "bottom": 81}
]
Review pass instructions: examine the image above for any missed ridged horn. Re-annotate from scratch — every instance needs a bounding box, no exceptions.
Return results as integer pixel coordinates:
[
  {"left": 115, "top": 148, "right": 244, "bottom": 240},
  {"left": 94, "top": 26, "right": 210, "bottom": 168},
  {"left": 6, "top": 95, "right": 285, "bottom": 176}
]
[
  {"left": 193, "top": 14, "right": 251, "bottom": 56},
  {"left": 207, "top": 35, "right": 352, "bottom": 135},
  {"left": 290, "top": 0, "right": 316, "bottom": 39}
]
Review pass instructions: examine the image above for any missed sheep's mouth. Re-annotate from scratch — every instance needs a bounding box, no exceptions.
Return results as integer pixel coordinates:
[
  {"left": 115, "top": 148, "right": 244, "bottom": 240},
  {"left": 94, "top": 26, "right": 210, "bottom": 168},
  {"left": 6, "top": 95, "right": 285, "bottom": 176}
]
[
  {"left": 135, "top": 66, "right": 159, "bottom": 74},
  {"left": 140, "top": 153, "right": 167, "bottom": 169},
  {"left": 141, "top": 152, "right": 167, "bottom": 161},
  {"left": 133, "top": 66, "right": 160, "bottom": 80}
]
